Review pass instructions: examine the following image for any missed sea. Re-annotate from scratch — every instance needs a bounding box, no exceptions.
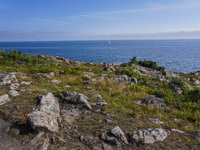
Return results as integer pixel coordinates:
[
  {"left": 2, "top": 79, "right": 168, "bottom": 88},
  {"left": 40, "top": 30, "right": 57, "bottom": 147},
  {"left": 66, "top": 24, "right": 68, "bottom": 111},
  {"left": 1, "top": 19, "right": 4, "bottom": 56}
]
[{"left": 0, "top": 40, "right": 200, "bottom": 73}]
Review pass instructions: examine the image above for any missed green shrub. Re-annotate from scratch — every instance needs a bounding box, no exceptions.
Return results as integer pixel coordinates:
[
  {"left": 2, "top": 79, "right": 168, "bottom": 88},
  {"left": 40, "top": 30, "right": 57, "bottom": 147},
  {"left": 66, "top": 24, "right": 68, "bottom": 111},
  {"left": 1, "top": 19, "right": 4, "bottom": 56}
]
[{"left": 169, "top": 77, "right": 185, "bottom": 89}]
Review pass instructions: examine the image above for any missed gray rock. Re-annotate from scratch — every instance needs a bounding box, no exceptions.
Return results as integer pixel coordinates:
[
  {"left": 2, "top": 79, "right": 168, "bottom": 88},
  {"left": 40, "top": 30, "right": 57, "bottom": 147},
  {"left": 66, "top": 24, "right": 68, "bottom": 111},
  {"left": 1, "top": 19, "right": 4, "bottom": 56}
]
[
  {"left": 65, "top": 85, "right": 71, "bottom": 88},
  {"left": 136, "top": 96, "right": 169, "bottom": 110},
  {"left": 8, "top": 90, "right": 19, "bottom": 97},
  {"left": 113, "top": 75, "right": 129, "bottom": 84},
  {"left": 60, "top": 91, "right": 78, "bottom": 103},
  {"left": 0, "top": 73, "right": 18, "bottom": 85},
  {"left": 77, "top": 94, "right": 91, "bottom": 110},
  {"left": 129, "top": 128, "right": 170, "bottom": 144},
  {"left": 99, "top": 133, "right": 120, "bottom": 146},
  {"left": 193, "top": 130, "right": 200, "bottom": 140},
  {"left": 129, "top": 77, "right": 138, "bottom": 85},
  {"left": 83, "top": 86, "right": 92, "bottom": 90},
  {"left": 21, "top": 81, "right": 32, "bottom": 86},
  {"left": 87, "top": 93, "right": 103, "bottom": 100},
  {"left": 9, "top": 83, "right": 20, "bottom": 90},
  {"left": 110, "top": 126, "right": 129, "bottom": 144},
  {"left": 51, "top": 79, "right": 61, "bottom": 84},
  {"left": 0, "top": 94, "right": 10, "bottom": 106},
  {"left": 23, "top": 132, "right": 49, "bottom": 150},
  {"left": 106, "top": 119, "right": 115, "bottom": 124},
  {"left": 61, "top": 104, "right": 81, "bottom": 124},
  {"left": 32, "top": 72, "right": 54, "bottom": 79},
  {"left": 171, "top": 129, "right": 185, "bottom": 134},
  {"left": 28, "top": 92, "right": 60, "bottom": 132},
  {"left": 149, "top": 118, "right": 164, "bottom": 125}
]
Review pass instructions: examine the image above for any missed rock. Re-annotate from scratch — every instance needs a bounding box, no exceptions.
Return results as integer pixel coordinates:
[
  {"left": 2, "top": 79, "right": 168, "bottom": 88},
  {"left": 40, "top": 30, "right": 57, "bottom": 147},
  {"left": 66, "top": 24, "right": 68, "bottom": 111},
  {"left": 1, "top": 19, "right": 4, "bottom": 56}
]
[
  {"left": 87, "top": 93, "right": 103, "bottom": 100},
  {"left": 90, "top": 100, "right": 107, "bottom": 110},
  {"left": 113, "top": 75, "right": 129, "bottom": 84},
  {"left": 99, "top": 132, "right": 120, "bottom": 146},
  {"left": 60, "top": 91, "right": 78, "bottom": 103},
  {"left": 8, "top": 90, "right": 20, "bottom": 97},
  {"left": 110, "top": 126, "right": 129, "bottom": 144},
  {"left": 129, "top": 128, "right": 170, "bottom": 144},
  {"left": 9, "top": 83, "right": 20, "bottom": 90},
  {"left": 129, "top": 77, "right": 138, "bottom": 85},
  {"left": 28, "top": 92, "right": 60, "bottom": 132},
  {"left": 136, "top": 96, "right": 169, "bottom": 110},
  {"left": 0, "top": 94, "right": 10, "bottom": 106},
  {"left": 21, "top": 81, "right": 32, "bottom": 86},
  {"left": 193, "top": 130, "right": 200, "bottom": 140},
  {"left": 32, "top": 72, "right": 54, "bottom": 79},
  {"left": 51, "top": 79, "right": 61, "bottom": 84},
  {"left": 23, "top": 132, "right": 49, "bottom": 150},
  {"left": 83, "top": 86, "right": 92, "bottom": 90},
  {"left": 170, "top": 118, "right": 179, "bottom": 124},
  {"left": 171, "top": 129, "right": 185, "bottom": 134},
  {"left": 83, "top": 80, "right": 91, "bottom": 84},
  {"left": 149, "top": 118, "right": 164, "bottom": 125},
  {"left": 65, "top": 85, "right": 71, "bottom": 88},
  {"left": 106, "top": 119, "right": 115, "bottom": 124},
  {"left": 99, "top": 74, "right": 110, "bottom": 82},
  {"left": 61, "top": 104, "right": 81, "bottom": 124},
  {"left": 0, "top": 73, "right": 18, "bottom": 85},
  {"left": 77, "top": 94, "right": 91, "bottom": 110}
]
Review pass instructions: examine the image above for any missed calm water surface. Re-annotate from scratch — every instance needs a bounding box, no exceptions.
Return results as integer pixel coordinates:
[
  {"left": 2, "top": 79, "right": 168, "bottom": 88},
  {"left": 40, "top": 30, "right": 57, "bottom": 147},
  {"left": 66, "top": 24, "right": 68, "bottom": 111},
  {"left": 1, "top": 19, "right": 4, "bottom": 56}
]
[{"left": 0, "top": 40, "right": 200, "bottom": 73}]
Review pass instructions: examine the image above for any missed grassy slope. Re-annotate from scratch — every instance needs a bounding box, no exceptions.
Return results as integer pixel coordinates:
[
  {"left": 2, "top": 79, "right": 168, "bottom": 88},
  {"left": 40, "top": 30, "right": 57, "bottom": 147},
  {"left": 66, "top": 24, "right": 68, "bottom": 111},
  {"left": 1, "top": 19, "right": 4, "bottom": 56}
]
[{"left": 0, "top": 50, "right": 200, "bottom": 149}]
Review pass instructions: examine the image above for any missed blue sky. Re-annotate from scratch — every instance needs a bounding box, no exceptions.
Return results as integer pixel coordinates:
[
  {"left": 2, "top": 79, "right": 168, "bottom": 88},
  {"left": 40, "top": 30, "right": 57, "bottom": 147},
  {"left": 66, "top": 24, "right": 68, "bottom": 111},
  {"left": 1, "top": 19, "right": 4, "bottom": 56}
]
[{"left": 0, "top": 0, "right": 200, "bottom": 41}]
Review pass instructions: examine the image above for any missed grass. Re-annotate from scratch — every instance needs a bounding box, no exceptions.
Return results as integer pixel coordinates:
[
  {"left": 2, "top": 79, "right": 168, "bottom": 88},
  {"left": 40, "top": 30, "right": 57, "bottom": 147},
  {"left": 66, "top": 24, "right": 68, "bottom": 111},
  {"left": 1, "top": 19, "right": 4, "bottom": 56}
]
[{"left": 1, "top": 49, "right": 200, "bottom": 135}]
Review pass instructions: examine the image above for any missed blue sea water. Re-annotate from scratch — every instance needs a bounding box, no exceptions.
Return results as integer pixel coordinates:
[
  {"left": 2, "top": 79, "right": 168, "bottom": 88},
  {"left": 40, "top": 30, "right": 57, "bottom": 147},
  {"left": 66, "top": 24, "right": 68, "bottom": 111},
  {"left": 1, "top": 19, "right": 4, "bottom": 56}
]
[{"left": 0, "top": 40, "right": 200, "bottom": 73}]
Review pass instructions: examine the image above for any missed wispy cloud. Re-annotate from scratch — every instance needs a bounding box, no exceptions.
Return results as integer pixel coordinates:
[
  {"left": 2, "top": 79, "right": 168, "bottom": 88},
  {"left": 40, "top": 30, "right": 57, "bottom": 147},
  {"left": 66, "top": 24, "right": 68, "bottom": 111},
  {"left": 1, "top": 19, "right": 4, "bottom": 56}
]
[
  {"left": 89, "top": 28, "right": 200, "bottom": 40},
  {"left": 69, "top": 0, "right": 200, "bottom": 20},
  {"left": 31, "top": 18, "right": 73, "bottom": 25},
  {"left": 0, "top": 1, "right": 9, "bottom": 9}
]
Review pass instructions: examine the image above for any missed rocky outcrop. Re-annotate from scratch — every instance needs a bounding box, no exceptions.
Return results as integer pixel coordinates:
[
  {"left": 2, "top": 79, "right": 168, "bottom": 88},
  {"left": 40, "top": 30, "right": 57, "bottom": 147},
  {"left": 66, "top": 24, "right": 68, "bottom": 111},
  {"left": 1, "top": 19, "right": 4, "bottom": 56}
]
[
  {"left": 136, "top": 96, "right": 169, "bottom": 110},
  {"left": 0, "top": 94, "right": 10, "bottom": 106},
  {"left": 23, "top": 132, "right": 49, "bottom": 150},
  {"left": 129, "top": 128, "right": 170, "bottom": 144},
  {"left": 28, "top": 92, "right": 60, "bottom": 132},
  {"left": 110, "top": 126, "right": 129, "bottom": 144},
  {"left": 32, "top": 72, "right": 54, "bottom": 79},
  {"left": 60, "top": 92, "right": 107, "bottom": 112},
  {"left": 0, "top": 73, "right": 18, "bottom": 85}
]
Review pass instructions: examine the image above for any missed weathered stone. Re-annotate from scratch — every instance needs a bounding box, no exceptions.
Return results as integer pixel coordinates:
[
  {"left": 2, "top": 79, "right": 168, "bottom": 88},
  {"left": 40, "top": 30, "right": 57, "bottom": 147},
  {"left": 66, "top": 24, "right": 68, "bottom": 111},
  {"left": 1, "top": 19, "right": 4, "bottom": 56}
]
[
  {"left": 129, "top": 77, "right": 138, "bottom": 85},
  {"left": 149, "top": 118, "right": 164, "bottom": 125},
  {"left": 113, "top": 75, "right": 129, "bottom": 84},
  {"left": 51, "top": 79, "right": 61, "bottom": 84},
  {"left": 61, "top": 104, "right": 81, "bottom": 124},
  {"left": 83, "top": 86, "right": 92, "bottom": 90},
  {"left": 9, "top": 83, "right": 20, "bottom": 90},
  {"left": 129, "top": 128, "right": 170, "bottom": 144},
  {"left": 8, "top": 90, "right": 20, "bottom": 97},
  {"left": 87, "top": 93, "right": 103, "bottom": 100},
  {"left": 77, "top": 94, "right": 91, "bottom": 110},
  {"left": 110, "top": 126, "right": 129, "bottom": 144},
  {"left": 65, "top": 85, "right": 71, "bottom": 88},
  {"left": 0, "top": 94, "right": 10, "bottom": 106},
  {"left": 193, "top": 130, "right": 200, "bottom": 140},
  {"left": 60, "top": 91, "right": 78, "bottom": 103},
  {"left": 136, "top": 96, "right": 169, "bottom": 110},
  {"left": 0, "top": 73, "right": 18, "bottom": 85},
  {"left": 171, "top": 129, "right": 185, "bottom": 134},
  {"left": 28, "top": 92, "right": 60, "bottom": 132},
  {"left": 21, "top": 81, "right": 32, "bottom": 86},
  {"left": 23, "top": 132, "right": 49, "bottom": 150},
  {"left": 32, "top": 72, "right": 54, "bottom": 79}
]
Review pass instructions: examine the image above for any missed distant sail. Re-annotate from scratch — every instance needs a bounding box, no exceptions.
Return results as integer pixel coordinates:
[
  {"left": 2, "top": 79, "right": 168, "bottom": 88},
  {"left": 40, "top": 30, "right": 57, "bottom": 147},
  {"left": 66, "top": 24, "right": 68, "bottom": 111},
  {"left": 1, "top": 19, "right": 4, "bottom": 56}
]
[{"left": 108, "top": 41, "right": 111, "bottom": 45}]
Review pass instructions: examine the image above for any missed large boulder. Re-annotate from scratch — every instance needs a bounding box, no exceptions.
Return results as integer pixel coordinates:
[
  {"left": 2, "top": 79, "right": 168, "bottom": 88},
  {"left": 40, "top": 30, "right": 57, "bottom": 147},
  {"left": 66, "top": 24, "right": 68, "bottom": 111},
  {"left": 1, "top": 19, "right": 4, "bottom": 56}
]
[
  {"left": 28, "top": 93, "right": 60, "bottom": 132},
  {"left": 129, "top": 128, "right": 170, "bottom": 144},
  {"left": 0, "top": 94, "right": 10, "bottom": 106},
  {"left": 136, "top": 96, "right": 169, "bottom": 110},
  {"left": 0, "top": 73, "right": 18, "bottom": 85}
]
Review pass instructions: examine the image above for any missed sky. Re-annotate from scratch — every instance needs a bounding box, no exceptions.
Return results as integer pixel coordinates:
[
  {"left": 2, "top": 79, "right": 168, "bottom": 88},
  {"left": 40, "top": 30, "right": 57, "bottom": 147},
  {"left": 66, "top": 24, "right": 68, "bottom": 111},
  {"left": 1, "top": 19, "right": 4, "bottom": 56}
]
[{"left": 0, "top": 0, "right": 200, "bottom": 41}]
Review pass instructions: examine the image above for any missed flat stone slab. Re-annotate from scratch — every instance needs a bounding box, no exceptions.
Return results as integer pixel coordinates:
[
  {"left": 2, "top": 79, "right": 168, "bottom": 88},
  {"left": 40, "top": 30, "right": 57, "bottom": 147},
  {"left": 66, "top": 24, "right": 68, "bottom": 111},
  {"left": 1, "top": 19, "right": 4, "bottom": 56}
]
[
  {"left": 129, "top": 128, "right": 170, "bottom": 144},
  {"left": 0, "top": 94, "right": 10, "bottom": 106},
  {"left": 28, "top": 92, "right": 60, "bottom": 132}
]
